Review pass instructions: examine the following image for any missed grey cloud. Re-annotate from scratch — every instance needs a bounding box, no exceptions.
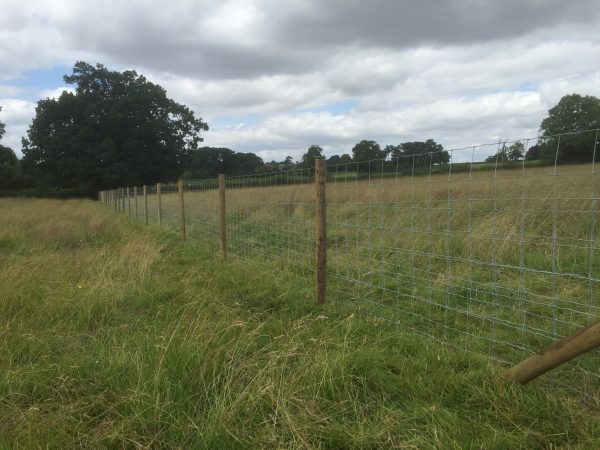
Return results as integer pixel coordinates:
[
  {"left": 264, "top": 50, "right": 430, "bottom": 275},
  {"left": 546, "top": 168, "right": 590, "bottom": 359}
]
[{"left": 39, "top": 0, "right": 600, "bottom": 80}]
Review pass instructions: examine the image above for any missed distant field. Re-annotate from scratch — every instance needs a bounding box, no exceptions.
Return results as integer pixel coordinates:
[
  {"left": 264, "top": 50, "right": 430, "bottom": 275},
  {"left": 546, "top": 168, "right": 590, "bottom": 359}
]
[{"left": 2, "top": 197, "right": 600, "bottom": 448}]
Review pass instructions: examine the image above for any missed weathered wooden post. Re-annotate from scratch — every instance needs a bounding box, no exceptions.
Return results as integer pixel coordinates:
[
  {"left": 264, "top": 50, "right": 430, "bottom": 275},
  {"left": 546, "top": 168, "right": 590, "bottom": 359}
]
[
  {"left": 506, "top": 320, "right": 600, "bottom": 384},
  {"left": 121, "top": 188, "right": 125, "bottom": 213},
  {"left": 157, "top": 183, "right": 162, "bottom": 229},
  {"left": 219, "top": 174, "right": 226, "bottom": 259},
  {"left": 127, "top": 187, "right": 131, "bottom": 217},
  {"left": 315, "top": 159, "right": 327, "bottom": 305},
  {"left": 178, "top": 178, "right": 187, "bottom": 241}
]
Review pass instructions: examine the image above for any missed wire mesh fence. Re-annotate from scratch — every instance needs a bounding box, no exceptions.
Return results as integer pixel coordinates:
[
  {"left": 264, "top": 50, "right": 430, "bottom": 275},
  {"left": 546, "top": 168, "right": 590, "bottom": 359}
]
[{"left": 99, "top": 129, "right": 600, "bottom": 399}]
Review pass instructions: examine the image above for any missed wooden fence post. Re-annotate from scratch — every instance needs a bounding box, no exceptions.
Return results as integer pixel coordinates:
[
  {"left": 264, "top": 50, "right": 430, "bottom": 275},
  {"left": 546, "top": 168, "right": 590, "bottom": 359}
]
[
  {"left": 178, "top": 178, "right": 187, "bottom": 241},
  {"left": 143, "top": 185, "right": 148, "bottom": 226},
  {"left": 134, "top": 186, "right": 138, "bottom": 219},
  {"left": 315, "top": 159, "right": 327, "bottom": 305},
  {"left": 121, "top": 188, "right": 125, "bottom": 213},
  {"left": 219, "top": 174, "right": 226, "bottom": 259},
  {"left": 114, "top": 190, "right": 118, "bottom": 211},
  {"left": 127, "top": 187, "right": 131, "bottom": 217},
  {"left": 506, "top": 320, "right": 600, "bottom": 384},
  {"left": 157, "top": 183, "right": 162, "bottom": 229}
]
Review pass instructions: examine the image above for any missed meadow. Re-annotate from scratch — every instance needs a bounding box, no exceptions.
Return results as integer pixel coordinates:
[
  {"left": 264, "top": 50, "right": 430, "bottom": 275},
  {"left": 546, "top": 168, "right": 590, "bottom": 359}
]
[
  {"left": 142, "top": 161, "right": 600, "bottom": 392},
  {"left": 2, "top": 196, "right": 600, "bottom": 448}
]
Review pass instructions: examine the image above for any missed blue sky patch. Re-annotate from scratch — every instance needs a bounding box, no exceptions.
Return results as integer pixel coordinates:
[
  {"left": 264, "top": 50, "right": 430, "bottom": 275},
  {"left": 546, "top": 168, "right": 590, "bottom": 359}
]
[
  {"left": 296, "top": 99, "right": 359, "bottom": 116},
  {"left": 7, "top": 64, "right": 72, "bottom": 89},
  {"left": 212, "top": 114, "right": 264, "bottom": 127}
]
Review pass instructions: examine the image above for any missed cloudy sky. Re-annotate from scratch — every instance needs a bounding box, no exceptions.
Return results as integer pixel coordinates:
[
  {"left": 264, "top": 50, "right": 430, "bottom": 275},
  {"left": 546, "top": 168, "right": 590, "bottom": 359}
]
[{"left": 1, "top": 0, "right": 600, "bottom": 162}]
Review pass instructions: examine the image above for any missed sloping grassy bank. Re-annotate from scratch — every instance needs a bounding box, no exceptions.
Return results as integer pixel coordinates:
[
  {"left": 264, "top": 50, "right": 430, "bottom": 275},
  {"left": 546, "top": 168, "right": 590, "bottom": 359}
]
[{"left": 0, "top": 198, "right": 598, "bottom": 449}]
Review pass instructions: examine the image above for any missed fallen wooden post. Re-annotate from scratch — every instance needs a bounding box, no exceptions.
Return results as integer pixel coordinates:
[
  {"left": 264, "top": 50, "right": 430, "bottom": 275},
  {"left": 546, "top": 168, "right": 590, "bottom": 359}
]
[{"left": 505, "top": 320, "right": 600, "bottom": 384}]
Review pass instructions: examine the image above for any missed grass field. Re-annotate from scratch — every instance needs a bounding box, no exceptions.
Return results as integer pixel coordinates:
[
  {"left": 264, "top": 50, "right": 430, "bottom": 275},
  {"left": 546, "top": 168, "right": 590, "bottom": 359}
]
[
  {"left": 139, "top": 162, "right": 600, "bottom": 389},
  {"left": 2, "top": 197, "right": 600, "bottom": 448}
]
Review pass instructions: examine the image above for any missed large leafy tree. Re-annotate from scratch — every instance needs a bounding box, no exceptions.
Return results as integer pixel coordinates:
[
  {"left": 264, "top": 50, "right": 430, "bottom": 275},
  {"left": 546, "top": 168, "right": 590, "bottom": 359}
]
[
  {"left": 0, "top": 106, "right": 18, "bottom": 190},
  {"left": 22, "top": 62, "right": 208, "bottom": 192},
  {"left": 387, "top": 139, "right": 449, "bottom": 168},
  {"left": 301, "top": 145, "right": 324, "bottom": 168},
  {"left": 538, "top": 94, "right": 600, "bottom": 162},
  {"left": 186, "top": 147, "right": 264, "bottom": 178}
]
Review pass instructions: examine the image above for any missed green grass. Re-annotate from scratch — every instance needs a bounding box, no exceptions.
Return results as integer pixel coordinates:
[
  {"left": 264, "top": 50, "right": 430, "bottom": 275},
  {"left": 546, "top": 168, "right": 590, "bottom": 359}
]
[{"left": 1, "top": 198, "right": 600, "bottom": 448}]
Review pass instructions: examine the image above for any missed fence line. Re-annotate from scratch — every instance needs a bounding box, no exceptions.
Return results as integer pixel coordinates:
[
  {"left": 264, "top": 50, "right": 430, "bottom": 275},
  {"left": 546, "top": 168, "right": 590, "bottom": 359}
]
[{"left": 100, "top": 129, "right": 600, "bottom": 399}]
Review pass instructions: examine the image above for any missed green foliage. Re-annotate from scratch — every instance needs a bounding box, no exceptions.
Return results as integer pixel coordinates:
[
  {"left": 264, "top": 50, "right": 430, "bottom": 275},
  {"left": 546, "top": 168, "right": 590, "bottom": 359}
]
[
  {"left": 186, "top": 146, "right": 264, "bottom": 178},
  {"left": 0, "top": 106, "right": 20, "bottom": 191},
  {"left": 485, "top": 142, "right": 524, "bottom": 163},
  {"left": 526, "top": 143, "right": 541, "bottom": 160},
  {"left": 352, "top": 139, "right": 387, "bottom": 164},
  {"left": 0, "top": 106, "right": 5, "bottom": 140},
  {"left": 538, "top": 94, "right": 600, "bottom": 162},
  {"left": 327, "top": 153, "right": 352, "bottom": 166},
  {"left": 21, "top": 62, "right": 208, "bottom": 192},
  {"left": 0, "top": 145, "right": 18, "bottom": 189},
  {"left": 387, "top": 139, "right": 449, "bottom": 168},
  {"left": 301, "top": 144, "right": 324, "bottom": 168}
]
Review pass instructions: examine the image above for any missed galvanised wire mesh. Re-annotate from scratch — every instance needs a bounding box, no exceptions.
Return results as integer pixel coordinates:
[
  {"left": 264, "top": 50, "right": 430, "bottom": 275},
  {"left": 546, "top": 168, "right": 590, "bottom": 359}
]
[
  {"left": 100, "top": 129, "right": 600, "bottom": 399},
  {"left": 225, "top": 167, "right": 316, "bottom": 297},
  {"left": 184, "top": 178, "right": 220, "bottom": 251},
  {"left": 325, "top": 129, "right": 600, "bottom": 400}
]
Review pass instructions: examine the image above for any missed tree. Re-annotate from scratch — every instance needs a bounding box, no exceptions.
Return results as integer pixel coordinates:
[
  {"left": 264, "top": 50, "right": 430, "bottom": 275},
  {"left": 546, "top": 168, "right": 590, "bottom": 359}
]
[
  {"left": 186, "top": 147, "right": 264, "bottom": 178},
  {"left": 0, "top": 106, "right": 18, "bottom": 190},
  {"left": 0, "top": 145, "right": 18, "bottom": 189},
  {"left": 525, "top": 144, "right": 541, "bottom": 160},
  {"left": 507, "top": 142, "right": 524, "bottom": 161},
  {"left": 538, "top": 94, "right": 600, "bottom": 162},
  {"left": 0, "top": 106, "right": 5, "bottom": 140},
  {"left": 388, "top": 139, "right": 449, "bottom": 168},
  {"left": 352, "top": 140, "right": 387, "bottom": 162},
  {"left": 301, "top": 145, "right": 324, "bottom": 168},
  {"left": 21, "top": 62, "right": 208, "bottom": 193}
]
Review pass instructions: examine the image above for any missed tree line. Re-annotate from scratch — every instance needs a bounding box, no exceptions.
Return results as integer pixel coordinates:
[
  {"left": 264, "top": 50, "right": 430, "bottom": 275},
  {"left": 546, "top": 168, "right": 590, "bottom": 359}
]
[{"left": 1, "top": 61, "right": 599, "bottom": 196}]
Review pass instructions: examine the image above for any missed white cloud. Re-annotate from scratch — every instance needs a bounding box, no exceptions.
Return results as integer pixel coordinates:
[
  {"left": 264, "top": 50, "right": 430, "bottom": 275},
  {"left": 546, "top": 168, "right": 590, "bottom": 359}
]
[
  {"left": 0, "top": 99, "right": 36, "bottom": 153},
  {"left": 0, "top": 0, "right": 600, "bottom": 161}
]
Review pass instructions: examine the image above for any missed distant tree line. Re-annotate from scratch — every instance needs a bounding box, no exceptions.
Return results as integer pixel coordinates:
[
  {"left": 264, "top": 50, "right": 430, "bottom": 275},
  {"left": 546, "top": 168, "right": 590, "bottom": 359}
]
[{"left": 0, "top": 61, "right": 599, "bottom": 198}]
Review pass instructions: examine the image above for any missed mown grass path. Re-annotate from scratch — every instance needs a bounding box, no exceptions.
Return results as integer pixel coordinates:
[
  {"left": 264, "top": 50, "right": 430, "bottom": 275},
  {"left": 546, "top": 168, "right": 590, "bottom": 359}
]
[{"left": 1, "top": 198, "right": 599, "bottom": 449}]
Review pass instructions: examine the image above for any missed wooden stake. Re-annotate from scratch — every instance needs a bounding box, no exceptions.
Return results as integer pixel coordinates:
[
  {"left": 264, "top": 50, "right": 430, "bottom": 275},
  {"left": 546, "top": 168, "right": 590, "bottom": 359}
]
[
  {"left": 219, "top": 174, "right": 226, "bottom": 259},
  {"left": 121, "top": 188, "right": 125, "bottom": 212},
  {"left": 178, "top": 178, "right": 187, "bottom": 241},
  {"left": 315, "top": 159, "right": 327, "bottom": 305},
  {"left": 134, "top": 186, "right": 138, "bottom": 219},
  {"left": 127, "top": 187, "right": 131, "bottom": 216},
  {"left": 143, "top": 185, "right": 148, "bottom": 226},
  {"left": 157, "top": 183, "right": 162, "bottom": 229},
  {"left": 506, "top": 320, "right": 600, "bottom": 384}
]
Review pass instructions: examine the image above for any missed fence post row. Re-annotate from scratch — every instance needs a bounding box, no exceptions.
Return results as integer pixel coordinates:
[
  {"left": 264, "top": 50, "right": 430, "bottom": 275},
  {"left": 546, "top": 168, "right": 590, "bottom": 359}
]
[
  {"left": 315, "top": 159, "right": 327, "bottom": 305},
  {"left": 219, "top": 174, "right": 226, "bottom": 260},
  {"left": 157, "top": 182, "right": 162, "bottom": 229},
  {"left": 103, "top": 166, "right": 329, "bottom": 306},
  {"left": 178, "top": 178, "right": 187, "bottom": 241}
]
